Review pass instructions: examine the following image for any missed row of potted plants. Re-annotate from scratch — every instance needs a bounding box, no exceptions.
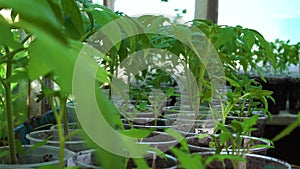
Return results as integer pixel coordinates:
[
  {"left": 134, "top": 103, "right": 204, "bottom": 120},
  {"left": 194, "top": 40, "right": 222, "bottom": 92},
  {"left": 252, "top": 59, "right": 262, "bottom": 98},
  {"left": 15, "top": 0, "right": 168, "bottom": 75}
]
[
  {"left": 248, "top": 39, "right": 300, "bottom": 115},
  {"left": 252, "top": 73, "right": 300, "bottom": 115},
  {"left": 0, "top": 0, "right": 298, "bottom": 168}
]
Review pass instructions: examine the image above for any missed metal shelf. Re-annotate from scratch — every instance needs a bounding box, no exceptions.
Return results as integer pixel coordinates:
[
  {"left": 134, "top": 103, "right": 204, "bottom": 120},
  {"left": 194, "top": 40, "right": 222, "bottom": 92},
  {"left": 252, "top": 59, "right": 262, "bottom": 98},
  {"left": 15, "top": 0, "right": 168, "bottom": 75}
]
[{"left": 266, "top": 110, "right": 298, "bottom": 125}]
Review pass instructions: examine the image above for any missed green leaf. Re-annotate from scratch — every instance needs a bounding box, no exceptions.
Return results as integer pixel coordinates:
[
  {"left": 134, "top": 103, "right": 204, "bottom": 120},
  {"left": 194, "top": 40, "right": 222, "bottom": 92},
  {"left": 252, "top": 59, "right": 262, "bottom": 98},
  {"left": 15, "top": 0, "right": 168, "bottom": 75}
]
[
  {"left": 0, "top": 16, "right": 21, "bottom": 49},
  {"left": 96, "top": 68, "right": 110, "bottom": 84},
  {"left": 147, "top": 15, "right": 170, "bottom": 32},
  {"left": 164, "top": 128, "right": 188, "bottom": 151},
  {"left": 0, "top": 150, "right": 9, "bottom": 159},
  {"left": 214, "top": 27, "right": 235, "bottom": 49},
  {"left": 226, "top": 77, "right": 239, "bottom": 87},
  {"left": 61, "top": 0, "right": 85, "bottom": 38},
  {"left": 219, "top": 132, "right": 231, "bottom": 145},
  {"left": 165, "top": 88, "right": 174, "bottom": 97},
  {"left": 15, "top": 139, "right": 25, "bottom": 155},
  {"left": 229, "top": 120, "right": 244, "bottom": 133},
  {"left": 46, "top": 0, "right": 63, "bottom": 25},
  {"left": 92, "top": 10, "right": 122, "bottom": 51},
  {"left": 0, "top": 0, "right": 59, "bottom": 26},
  {"left": 64, "top": 130, "right": 83, "bottom": 142},
  {"left": 229, "top": 114, "right": 259, "bottom": 134},
  {"left": 244, "top": 114, "right": 258, "bottom": 130},
  {"left": 249, "top": 89, "right": 273, "bottom": 97},
  {"left": 24, "top": 20, "right": 81, "bottom": 93},
  {"left": 92, "top": 10, "right": 115, "bottom": 27},
  {"left": 148, "top": 147, "right": 167, "bottom": 159},
  {"left": 10, "top": 9, "right": 17, "bottom": 21},
  {"left": 196, "top": 134, "right": 209, "bottom": 139},
  {"left": 64, "top": 17, "right": 82, "bottom": 40},
  {"left": 243, "top": 29, "right": 255, "bottom": 50},
  {"left": 171, "top": 148, "right": 205, "bottom": 169},
  {"left": 6, "top": 69, "right": 28, "bottom": 83},
  {"left": 82, "top": 7, "right": 95, "bottom": 32},
  {"left": 116, "top": 17, "right": 138, "bottom": 52},
  {"left": 250, "top": 143, "right": 273, "bottom": 150},
  {"left": 173, "top": 25, "right": 192, "bottom": 44},
  {"left": 0, "top": 0, "right": 67, "bottom": 44},
  {"left": 27, "top": 42, "right": 52, "bottom": 78},
  {"left": 94, "top": 146, "right": 127, "bottom": 169},
  {"left": 76, "top": 44, "right": 111, "bottom": 86},
  {"left": 96, "top": 89, "right": 125, "bottom": 130},
  {"left": 132, "top": 158, "right": 151, "bottom": 169},
  {"left": 119, "top": 128, "right": 152, "bottom": 139},
  {"left": 256, "top": 32, "right": 275, "bottom": 62},
  {"left": 136, "top": 15, "right": 156, "bottom": 28}
]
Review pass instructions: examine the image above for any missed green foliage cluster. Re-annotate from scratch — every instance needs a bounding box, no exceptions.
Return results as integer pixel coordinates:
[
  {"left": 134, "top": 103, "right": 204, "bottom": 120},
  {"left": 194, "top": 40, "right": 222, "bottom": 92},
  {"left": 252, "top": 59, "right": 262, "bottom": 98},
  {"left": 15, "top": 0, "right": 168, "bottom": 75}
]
[
  {"left": 0, "top": 0, "right": 294, "bottom": 168},
  {"left": 270, "top": 39, "right": 300, "bottom": 73}
]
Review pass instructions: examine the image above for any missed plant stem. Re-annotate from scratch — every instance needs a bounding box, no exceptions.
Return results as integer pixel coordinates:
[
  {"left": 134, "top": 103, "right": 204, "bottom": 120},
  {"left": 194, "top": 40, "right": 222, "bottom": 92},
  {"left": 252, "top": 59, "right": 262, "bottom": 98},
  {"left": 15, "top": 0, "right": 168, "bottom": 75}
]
[
  {"left": 61, "top": 97, "right": 69, "bottom": 138},
  {"left": 56, "top": 98, "right": 66, "bottom": 168},
  {"left": 240, "top": 97, "right": 246, "bottom": 117},
  {"left": 49, "top": 95, "right": 67, "bottom": 168},
  {"left": 60, "top": 96, "right": 68, "bottom": 168},
  {"left": 151, "top": 151, "right": 157, "bottom": 169},
  {"left": 27, "top": 80, "right": 31, "bottom": 120},
  {"left": 79, "top": 29, "right": 97, "bottom": 42},
  {"left": 57, "top": 114, "right": 65, "bottom": 169},
  {"left": 4, "top": 46, "right": 17, "bottom": 164},
  {"left": 195, "top": 64, "right": 205, "bottom": 119}
]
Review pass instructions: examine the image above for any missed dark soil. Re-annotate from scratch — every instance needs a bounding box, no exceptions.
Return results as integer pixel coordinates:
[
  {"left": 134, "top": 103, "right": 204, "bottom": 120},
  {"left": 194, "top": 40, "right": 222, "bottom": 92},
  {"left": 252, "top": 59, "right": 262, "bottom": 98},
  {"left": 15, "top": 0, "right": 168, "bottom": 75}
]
[
  {"left": 0, "top": 152, "right": 56, "bottom": 164},
  {"left": 77, "top": 151, "right": 177, "bottom": 169},
  {"left": 126, "top": 155, "right": 177, "bottom": 169},
  {"left": 202, "top": 153, "right": 288, "bottom": 169}
]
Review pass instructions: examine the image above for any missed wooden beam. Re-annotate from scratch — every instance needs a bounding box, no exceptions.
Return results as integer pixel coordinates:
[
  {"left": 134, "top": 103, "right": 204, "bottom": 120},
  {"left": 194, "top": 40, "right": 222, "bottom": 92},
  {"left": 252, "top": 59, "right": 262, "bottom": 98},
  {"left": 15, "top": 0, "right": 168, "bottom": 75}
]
[
  {"left": 103, "top": 0, "right": 108, "bottom": 7},
  {"left": 194, "top": 0, "right": 208, "bottom": 20},
  {"left": 207, "top": 0, "right": 218, "bottom": 23},
  {"left": 266, "top": 110, "right": 298, "bottom": 126},
  {"left": 194, "top": 0, "right": 218, "bottom": 23},
  {"left": 103, "top": 0, "right": 115, "bottom": 11}
]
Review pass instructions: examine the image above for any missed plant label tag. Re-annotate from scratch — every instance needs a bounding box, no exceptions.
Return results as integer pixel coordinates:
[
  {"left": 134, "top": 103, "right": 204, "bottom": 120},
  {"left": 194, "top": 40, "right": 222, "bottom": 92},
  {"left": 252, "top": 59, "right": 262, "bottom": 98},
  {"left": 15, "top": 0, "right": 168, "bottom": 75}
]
[
  {"left": 68, "top": 152, "right": 92, "bottom": 166},
  {"left": 195, "top": 128, "right": 214, "bottom": 134},
  {"left": 67, "top": 158, "right": 76, "bottom": 166}
]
